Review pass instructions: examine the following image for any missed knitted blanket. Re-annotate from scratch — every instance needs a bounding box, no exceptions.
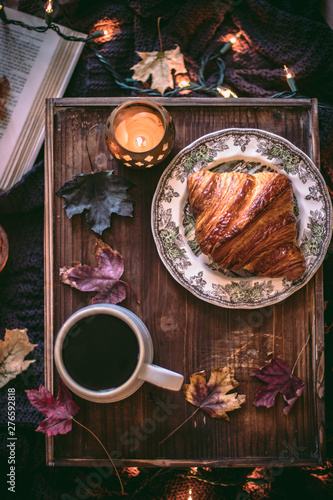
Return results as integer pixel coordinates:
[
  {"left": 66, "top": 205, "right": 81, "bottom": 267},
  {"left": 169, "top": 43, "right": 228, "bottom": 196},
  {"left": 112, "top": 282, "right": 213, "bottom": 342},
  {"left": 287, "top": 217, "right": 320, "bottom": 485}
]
[{"left": 0, "top": 1, "right": 332, "bottom": 498}]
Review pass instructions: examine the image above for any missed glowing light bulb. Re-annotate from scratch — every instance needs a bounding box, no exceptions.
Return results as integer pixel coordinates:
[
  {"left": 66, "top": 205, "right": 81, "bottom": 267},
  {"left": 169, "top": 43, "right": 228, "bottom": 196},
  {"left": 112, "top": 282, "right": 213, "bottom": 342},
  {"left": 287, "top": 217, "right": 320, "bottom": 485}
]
[
  {"left": 135, "top": 136, "right": 148, "bottom": 148},
  {"left": 230, "top": 31, "right": 242, "bottom": 44},
  {"left": 175, "top": 74, "right": 191, "bottom": 94},
  {"left": 91, "top": 18, "right": 119, "bottom": 43},
  {"left": 283, "top": 65, "right": 297, "bottom": 92},
  {"left": 178, "top": 78, "right": 190, "bottom": 88},
  {"left": 220, "top": 31, "right": 242, "bottom": 54},
  {"left": 217, "top": 87, "right": 238, "bottom": 98},
  {"left": 188, "top": 488, "right": 193, "bottom": 500},
  {"left": 44, "top": 0, "right": 53, "bottom": 13},
  {"left": 283, "top": 65, "right": 295, "bottom": 79},
  {"left": 0, "top": 4, "right": 7, "bottom": 22}
]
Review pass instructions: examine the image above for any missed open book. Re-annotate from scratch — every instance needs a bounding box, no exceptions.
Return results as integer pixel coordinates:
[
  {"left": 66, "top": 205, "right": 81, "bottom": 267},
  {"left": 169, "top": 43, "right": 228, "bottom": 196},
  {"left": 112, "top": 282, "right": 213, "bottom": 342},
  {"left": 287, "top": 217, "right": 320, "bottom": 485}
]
[{"left": 0, "top": 8, "right": 86, "bottom": 191}]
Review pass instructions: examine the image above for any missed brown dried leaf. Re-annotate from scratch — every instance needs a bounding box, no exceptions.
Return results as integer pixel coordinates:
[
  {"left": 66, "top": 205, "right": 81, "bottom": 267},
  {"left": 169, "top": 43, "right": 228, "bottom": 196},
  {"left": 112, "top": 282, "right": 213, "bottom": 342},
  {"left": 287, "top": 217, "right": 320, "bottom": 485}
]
[
  {"left": 131, "top": 45, "right": 187, "bottom": 94},
  {"left": 0, "top": 329, "right": 37, "bottom": 388},
  {"left": 183, "top": 366, "right": 246, "bottom": 421}
]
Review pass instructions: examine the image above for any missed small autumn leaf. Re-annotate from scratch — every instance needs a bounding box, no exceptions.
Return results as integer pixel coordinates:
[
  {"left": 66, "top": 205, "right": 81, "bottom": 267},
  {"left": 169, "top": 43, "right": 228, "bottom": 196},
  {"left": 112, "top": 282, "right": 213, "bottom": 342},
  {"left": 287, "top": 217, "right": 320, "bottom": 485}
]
[
  {"left": 131, "top": 45, "right": 187, "bottom": 95},
  {"left": 251, "top": 357, "right": 304, "bottom": 416},
  {"left": 0, "top": 329, "right": 37, "bottom": 388},
  {"left": 184, "top": 366, "right": 246, "bottom": 420},
  {"left": 60, "top": 239, "right": 139, "bottom": 305},
  {"left": 26, "top": 379, "right": 80, "bottom": 436},
  {"left": 26, "top": 380, "right": 124, "bottom": 493},
  {"left": 160, "top": 366, "right": 245, "bottom": 444},
  {"left": 0, "top": 76, "right": 9, "bottom": 112},
  {"left": 56, "top": 170, "right": 135, "bottom": 235}
]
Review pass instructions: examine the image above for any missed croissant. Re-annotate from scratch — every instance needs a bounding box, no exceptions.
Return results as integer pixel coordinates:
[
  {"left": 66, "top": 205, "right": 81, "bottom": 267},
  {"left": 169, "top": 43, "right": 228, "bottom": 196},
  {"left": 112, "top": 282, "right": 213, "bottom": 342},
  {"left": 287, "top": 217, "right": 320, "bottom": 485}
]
[{"left": 187, "top": 170, "right": 306, "bottom": 279}]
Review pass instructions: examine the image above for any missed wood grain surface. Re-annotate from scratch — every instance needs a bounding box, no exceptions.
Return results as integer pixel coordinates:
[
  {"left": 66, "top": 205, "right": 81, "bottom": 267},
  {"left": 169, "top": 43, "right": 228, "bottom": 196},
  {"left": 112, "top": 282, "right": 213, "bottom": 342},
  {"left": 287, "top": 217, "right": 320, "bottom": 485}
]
[{"left": 45, "top": 97, "right": 325, "bottom": 467}]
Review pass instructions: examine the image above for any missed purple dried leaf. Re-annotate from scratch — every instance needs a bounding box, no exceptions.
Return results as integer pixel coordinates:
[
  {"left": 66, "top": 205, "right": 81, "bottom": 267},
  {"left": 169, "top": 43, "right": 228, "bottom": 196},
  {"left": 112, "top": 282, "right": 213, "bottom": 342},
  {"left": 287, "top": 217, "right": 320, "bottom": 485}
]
[
  {"left": 59, "top": 240, "right": 131, "bottom": 305},
  {"left": 26, "top": 379, "right": 79, "bottom": 436},
  {"left": 251, "top": 358, "right": 304, "bottom": 415}
]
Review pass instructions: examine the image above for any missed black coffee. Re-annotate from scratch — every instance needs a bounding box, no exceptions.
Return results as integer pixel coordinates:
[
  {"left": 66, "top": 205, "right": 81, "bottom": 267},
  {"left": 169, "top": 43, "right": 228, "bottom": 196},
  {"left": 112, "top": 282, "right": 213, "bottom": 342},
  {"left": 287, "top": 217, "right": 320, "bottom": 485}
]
[{"left": 62, "top": 314, "right": 139, "bottom": 391}]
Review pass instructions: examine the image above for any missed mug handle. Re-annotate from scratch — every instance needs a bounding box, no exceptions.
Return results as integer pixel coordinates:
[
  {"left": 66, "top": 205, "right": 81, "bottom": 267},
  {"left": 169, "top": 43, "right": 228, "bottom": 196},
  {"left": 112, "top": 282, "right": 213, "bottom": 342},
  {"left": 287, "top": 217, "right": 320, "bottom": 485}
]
[{"left": 138, "top": 363, "right": 184, "bottom": 391}]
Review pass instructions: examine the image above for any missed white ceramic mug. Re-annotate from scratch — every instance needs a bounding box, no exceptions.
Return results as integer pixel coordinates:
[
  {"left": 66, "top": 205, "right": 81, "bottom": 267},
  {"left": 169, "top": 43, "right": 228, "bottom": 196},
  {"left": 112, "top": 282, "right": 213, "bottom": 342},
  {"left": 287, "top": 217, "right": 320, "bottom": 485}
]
[{"left": 54, "top": 304, "right": 184, "bottom": 403}]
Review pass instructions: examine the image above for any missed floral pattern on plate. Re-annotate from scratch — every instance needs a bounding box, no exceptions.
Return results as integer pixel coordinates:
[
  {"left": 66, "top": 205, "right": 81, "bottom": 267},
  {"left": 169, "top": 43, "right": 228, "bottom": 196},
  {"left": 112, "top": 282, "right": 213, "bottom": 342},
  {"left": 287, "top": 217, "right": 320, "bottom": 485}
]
[{"left": 151, "top": 129, "right": 332, "bottom": 308}]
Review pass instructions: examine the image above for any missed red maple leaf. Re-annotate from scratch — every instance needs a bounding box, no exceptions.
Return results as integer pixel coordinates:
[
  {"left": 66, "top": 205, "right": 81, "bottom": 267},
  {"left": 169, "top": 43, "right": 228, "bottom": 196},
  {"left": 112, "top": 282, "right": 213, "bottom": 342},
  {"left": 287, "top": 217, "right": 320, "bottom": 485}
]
[
  {"left": 60, "top": 239, "right": 138, "bottom": 304},
  {"left": 251, "top": 358, "right": 304, "bottom": 416},
  {"left": 26, "top": 379, "right": 80, "bottom": 436}
]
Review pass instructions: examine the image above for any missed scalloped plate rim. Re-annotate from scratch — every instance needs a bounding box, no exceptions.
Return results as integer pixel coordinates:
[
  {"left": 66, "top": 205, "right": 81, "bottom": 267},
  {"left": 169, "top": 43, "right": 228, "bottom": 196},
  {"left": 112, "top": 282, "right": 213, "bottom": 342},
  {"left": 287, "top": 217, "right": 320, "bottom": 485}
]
[{"left": 151, "top": 128, "right": 332, "bottom": 309}]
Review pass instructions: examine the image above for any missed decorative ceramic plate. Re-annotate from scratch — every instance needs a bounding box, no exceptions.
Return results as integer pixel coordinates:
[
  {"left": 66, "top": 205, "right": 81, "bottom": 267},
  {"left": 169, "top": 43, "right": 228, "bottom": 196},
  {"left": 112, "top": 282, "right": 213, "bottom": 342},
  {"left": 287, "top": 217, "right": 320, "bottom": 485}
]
[{"left": 151, "top": 129, "right": 332, "bottom": 309}]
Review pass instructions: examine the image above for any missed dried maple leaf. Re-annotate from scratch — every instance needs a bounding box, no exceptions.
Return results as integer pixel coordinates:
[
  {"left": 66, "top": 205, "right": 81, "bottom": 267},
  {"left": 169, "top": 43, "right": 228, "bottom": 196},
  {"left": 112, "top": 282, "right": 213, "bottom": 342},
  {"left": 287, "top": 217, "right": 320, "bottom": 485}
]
[
  {"left": 60, "top": 239, "right": 138, "bottom": 305},
  {"left": 0, "top": 329, "right": 37, "bottom": 388},
  {"left": 56, "top": 170, "right": 135, "bottom": 235},
  {"left": 131, "top": 45, "right": 187, "bottom": 95},
  {"left": 26, "top": 379, "right": 79, "bottom": 436},
  {"left": 0, "top": 76, "right": 9, "bottom": 112},
  {"left": 183, "top": 366, "right": 246, "bottom": 421},
  {"left": 251, "top": 358, "right": 304, "bottom": 415},
  {"left": 26, "top": 380, "right": 124, "bottom": 493}
]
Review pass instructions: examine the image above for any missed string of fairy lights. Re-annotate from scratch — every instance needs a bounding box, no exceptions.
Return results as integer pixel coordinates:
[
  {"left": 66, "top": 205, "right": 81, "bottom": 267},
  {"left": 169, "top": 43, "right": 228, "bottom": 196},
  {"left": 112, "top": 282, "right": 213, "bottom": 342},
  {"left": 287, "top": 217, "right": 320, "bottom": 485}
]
[{"left": 2, "top": 0, "right": 333, "bottom": 109}]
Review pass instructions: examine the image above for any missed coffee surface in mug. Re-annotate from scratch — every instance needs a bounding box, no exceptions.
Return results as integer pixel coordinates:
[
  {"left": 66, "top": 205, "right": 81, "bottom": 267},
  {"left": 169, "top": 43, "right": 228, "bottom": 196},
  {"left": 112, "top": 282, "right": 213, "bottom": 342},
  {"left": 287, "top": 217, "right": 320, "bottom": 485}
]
[{"left": 62, "top": 314, "right": 139, "bottom": 391}]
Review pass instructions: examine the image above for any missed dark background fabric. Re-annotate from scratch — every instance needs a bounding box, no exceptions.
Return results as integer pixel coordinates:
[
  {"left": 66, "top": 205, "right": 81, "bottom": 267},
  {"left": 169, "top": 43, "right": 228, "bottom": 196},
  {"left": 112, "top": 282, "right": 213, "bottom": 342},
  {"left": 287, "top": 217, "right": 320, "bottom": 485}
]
[{"left": 0, "top": 0, "right": 333, "bottom": 498}]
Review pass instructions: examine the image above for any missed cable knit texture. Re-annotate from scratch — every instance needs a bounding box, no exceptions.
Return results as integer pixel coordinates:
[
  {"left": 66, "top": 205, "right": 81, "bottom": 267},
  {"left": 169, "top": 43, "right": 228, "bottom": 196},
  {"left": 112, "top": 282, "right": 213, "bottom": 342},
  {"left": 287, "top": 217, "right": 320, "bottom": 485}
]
[{"left": 0, "top": 1, "right": 333, "bottom": 498}]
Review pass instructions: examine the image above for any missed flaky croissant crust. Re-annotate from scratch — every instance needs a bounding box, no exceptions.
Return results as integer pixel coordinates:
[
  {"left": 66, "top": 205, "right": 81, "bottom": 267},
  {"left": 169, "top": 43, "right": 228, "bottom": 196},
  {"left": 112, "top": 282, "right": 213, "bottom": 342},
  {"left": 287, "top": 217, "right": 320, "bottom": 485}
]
[{"left": 187, "top": 170, "right": 306, "bottom": 279}]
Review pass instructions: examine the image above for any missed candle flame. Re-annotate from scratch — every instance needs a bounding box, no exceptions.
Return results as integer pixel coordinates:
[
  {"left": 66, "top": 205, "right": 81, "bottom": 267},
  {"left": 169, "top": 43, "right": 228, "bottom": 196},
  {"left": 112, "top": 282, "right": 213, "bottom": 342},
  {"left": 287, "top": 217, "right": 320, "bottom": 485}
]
[
  {"left": 284, "top": 65, "right": 295, "bottom": 79},
  {"left": 135, "top": 136, "right": 148, "bottom": 148}
]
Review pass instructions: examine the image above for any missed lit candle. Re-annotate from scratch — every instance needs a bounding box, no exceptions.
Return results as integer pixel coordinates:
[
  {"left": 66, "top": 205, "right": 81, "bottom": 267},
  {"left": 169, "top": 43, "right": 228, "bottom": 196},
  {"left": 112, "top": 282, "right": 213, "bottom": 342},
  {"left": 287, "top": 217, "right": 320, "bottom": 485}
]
[
  {"left": 114, "top": 106, "right": 164, "bottom": 153},
  {"left": 105, "top": 99, "right": 175, "bottom": 169}
]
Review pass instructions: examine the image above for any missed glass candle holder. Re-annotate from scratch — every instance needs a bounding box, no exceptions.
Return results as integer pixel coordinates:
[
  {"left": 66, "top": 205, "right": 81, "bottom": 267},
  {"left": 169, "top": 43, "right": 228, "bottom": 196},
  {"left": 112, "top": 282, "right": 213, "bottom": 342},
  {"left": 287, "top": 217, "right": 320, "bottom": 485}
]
[{"left": 105, "top": 99, "right": 175, "bottom": 169}]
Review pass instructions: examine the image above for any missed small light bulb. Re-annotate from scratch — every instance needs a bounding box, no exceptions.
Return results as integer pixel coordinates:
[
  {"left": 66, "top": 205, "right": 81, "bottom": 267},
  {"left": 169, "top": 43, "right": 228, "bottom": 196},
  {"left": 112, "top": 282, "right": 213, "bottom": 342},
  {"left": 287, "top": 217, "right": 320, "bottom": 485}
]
[
  {"left": 178, "top": 78, "right": 190, "bottom": 88},
  {"left": 91, "top": 18, "right": 118, "bottom": 43},
  {"left": 44, "top": 0, "right": 53, "bottom": 13},
  {"left": 217, "top": 87, "right": 238, "bottom": 98},
  {"left": 0, "top": 4, "right": 7, "bottom": 22},
  {"left": 284, "top": 65, "right": 295, "bottom": 79},
  {"left": 283, "top": 65, "right": 297, "bottom": 92},
  {"left": 188, "top": 488, "right": 193, "bottom": 500},
  {"left": 230, "top": 31, "right": 242, "bottom": 44}
]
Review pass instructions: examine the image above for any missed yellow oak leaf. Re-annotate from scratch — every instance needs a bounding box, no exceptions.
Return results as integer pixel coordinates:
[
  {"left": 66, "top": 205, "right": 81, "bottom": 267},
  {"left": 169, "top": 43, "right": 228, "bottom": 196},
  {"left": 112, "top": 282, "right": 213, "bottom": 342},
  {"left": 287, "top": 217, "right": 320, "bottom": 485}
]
[
  {"left": 0, "top": 329, "right": 37, "bottom": 388},
  {"left": 131, "top": 45, "right": 187, "bottom": 95}
]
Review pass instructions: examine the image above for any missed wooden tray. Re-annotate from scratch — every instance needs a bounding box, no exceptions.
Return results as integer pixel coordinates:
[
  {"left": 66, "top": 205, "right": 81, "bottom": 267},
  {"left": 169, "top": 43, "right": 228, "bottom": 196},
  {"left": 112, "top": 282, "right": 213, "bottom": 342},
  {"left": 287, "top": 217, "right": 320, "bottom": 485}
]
[{"left": 45, "top": 97, "right": 325, "bottom": 467}]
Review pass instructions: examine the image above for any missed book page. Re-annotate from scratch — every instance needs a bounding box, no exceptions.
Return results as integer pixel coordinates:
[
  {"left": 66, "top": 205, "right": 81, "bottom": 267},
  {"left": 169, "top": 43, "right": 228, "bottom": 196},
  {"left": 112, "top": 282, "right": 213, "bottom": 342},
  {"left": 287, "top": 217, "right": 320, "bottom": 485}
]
[
  {"left": 0, "top": 8, "right": 62, "bottom": 178},
  {"left": 0, "top": 8, "right": 85, "bottom": 189}
]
